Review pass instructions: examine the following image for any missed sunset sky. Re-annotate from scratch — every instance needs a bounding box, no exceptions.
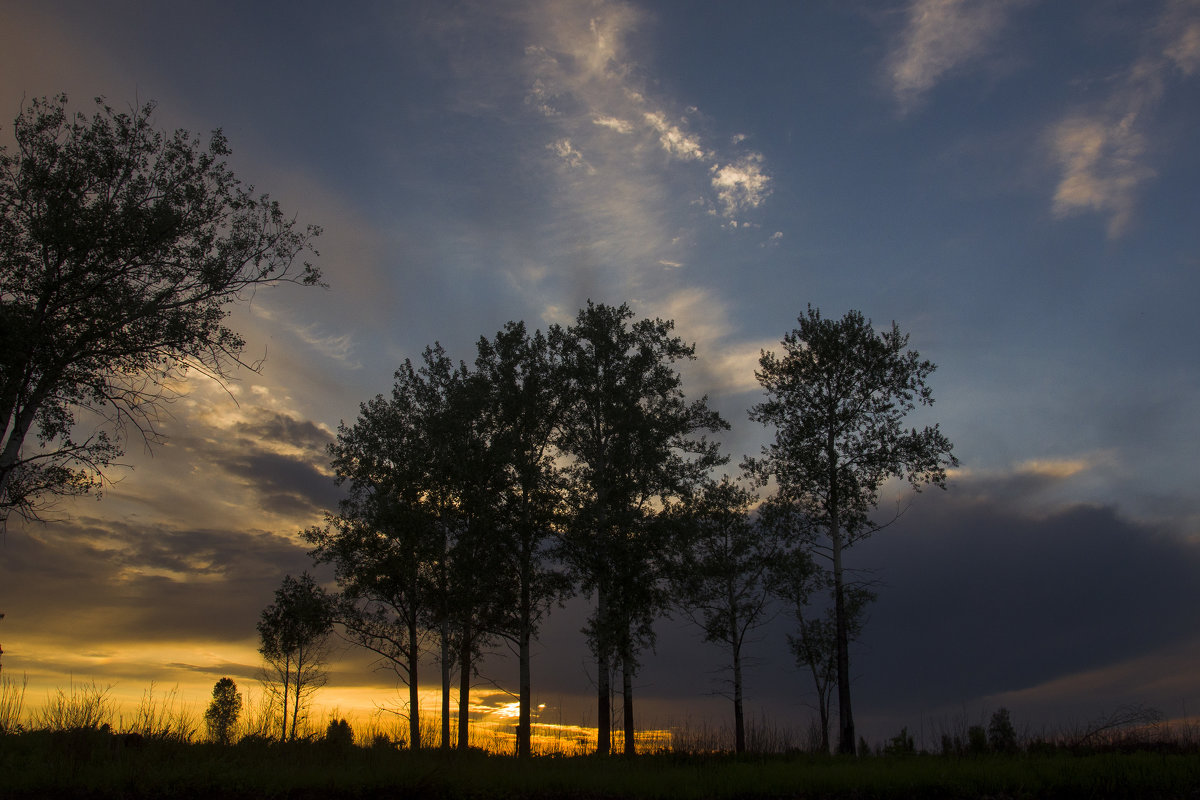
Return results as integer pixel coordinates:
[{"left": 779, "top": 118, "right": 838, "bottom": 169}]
[{"left": 2, "top": 0, "right": 1199, "bottom": 746}]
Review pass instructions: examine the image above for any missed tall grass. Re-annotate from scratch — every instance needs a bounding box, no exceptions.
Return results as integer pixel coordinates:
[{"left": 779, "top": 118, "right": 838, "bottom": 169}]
[
  {"left": 0, "top": 672, "right": 27, "bottom": 732},
  {"left": 32, "top": 678, "right": 112, "bottom": 731},
  {"left": 121, "top": 682, "right": 196, "bottom": 742}
]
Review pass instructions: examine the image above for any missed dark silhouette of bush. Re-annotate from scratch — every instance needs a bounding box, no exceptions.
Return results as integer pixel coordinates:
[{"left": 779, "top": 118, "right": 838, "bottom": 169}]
[
  {"left": 324, "top": 718, "right": 354, "bottom": 749},
  {"left": 968, "top": 724, "right": 989, "bottom": 755},
  {"left": 883, "top": 727, "right": 915, "bottom": 756}
]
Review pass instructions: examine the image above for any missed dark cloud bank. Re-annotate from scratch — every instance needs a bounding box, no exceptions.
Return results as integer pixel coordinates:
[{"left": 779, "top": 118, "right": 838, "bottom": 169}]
[{"left": 508, "top": 473, "right": 1200, "bottom": 737}]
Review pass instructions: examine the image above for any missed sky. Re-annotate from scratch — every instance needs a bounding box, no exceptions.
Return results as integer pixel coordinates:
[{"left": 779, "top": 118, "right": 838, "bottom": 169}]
[{"left": 1, "top": 0, "right": 1199, "bottom": 748}]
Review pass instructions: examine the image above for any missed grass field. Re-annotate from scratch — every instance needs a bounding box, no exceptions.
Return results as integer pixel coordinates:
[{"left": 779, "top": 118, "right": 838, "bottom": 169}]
[
  {"left": 3, "top": 676, "right": 1200, "bottom": 798},
  {"left": 4, "top": 733, "right": 1200, "bottom": 799}
]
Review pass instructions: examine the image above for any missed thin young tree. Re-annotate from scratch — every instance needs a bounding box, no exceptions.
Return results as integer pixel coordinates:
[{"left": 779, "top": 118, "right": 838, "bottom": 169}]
[
  {"left": 766, "top": 537, "right": 874, "bottom": 754},
  {"left": 0, "top": 95, "right": 320, "bottom": 525},
  {"left": 257, "top": 572, "right": 335, "bottom": 741},
  {"left": 668, "top": 475, "right": 776, "bottom": 754},
  {"left": 747, "top": 307, "right": 956, "bottom": 755},
  {"left": 556, "top": 301, "right": 727, "bottom": 755}
]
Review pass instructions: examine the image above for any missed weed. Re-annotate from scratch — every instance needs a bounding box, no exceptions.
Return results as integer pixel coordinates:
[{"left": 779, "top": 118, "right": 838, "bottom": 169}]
[
  {"left": 0, "top": 672, "right": 26, "bottom": 733},
  {"left": 33, "top": 679, "right": 112, "bottom": 731}
]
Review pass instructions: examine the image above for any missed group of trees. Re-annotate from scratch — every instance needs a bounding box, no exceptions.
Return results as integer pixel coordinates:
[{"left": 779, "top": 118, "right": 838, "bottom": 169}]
[
  {"left": 284, "top": 303, "right": 955, "bottom": 757},
  {"left": 2, "top": 95, "right": 957, "bottom": 757},
  {"left": 299, "top": 304, "right": 728, "bottom": 757}
]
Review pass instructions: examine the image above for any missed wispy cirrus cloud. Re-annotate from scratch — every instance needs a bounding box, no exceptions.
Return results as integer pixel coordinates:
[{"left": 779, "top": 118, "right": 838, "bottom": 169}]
[
  {"left": 1049, "top": 0, "right": 1200, "bottom": 237},
  {"left": 522, "top": 0, "right": 771, "bottom": 230},
  {"left": 886, "top": 0, "right": 1030, "bottom": 112},
  {"left": 512, "top": 0, "right": 774, "bottom": 381}
]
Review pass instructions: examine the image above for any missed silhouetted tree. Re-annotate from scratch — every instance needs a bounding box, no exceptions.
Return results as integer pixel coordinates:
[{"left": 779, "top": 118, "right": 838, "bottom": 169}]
[
  {"left": 556, "top": 302, "right": 728, "bottom": 755},
  {"left": 747, "top": 307, "right": 956, "bottom": 755},
  {"left": 309, "top": 356, "right": 443, "bottom": 750},
  {"left": 473, "top": 322, "right": 571, "bottom": 758},
  {"left": 668, "top": 475, "right": 775, "bottom": 753},
  {"left": 0, "top": 95, "right": 320, "bottom": 525},
  {"left": 312, "top": 344, "right": 518, "bottom": 752},
  {"left": 258, "top": 572, "right": 335, "bottom": 741},
  {"left": 203, "top": 677, "right": 242, "bottom": 745},
  {"left": 767, "top": 536, "right": 873, "bottom": 754}
]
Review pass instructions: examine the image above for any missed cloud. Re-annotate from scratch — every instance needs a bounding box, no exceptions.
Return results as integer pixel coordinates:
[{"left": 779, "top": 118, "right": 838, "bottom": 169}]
[
  {"left": 1015, "top": 456, "right": 1095, "bottom": 480},
  {"left": 710, "top": 153, "right": 772, "bottom": 217},
  {"left": 643, "top": 110, "right": 707, "bottom": 160},
  {"left": 1048, "top": 0, "right": 1200, "bottom": 236},
  {"left": 855, "top": 474, "right": 1200, "bottom": 719},
  {"left": 521, "top": 0, "right": 772, "bottom": 242},
  {"left": 592, "top": 114, "right": 633, "bottom": 133},
  {"left": 659, "top": 286, "right": 777, "bottom": 396},
  {"left": 1161, "top": 0, "right": 1200, "bottom": 75},
  {"left": 887, "top": 0, "right": 1029, "bottom": 111},
  {"left": 549, "top": 138, "right": 595, "bottom": 173}
]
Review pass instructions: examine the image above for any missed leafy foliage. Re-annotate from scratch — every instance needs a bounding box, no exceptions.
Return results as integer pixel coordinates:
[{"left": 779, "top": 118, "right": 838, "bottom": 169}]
[
  {"left": 555, "top": 301, "right": 728, "bottom": 754},
  {"left": 0, "top": 94, "right": 320, "bottom": 523}
]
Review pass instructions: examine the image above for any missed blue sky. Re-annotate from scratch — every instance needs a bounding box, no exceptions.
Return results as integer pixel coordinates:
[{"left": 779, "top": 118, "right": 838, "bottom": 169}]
[{"left": 2, "top": 0, "right": 1198, "bottom": 744}]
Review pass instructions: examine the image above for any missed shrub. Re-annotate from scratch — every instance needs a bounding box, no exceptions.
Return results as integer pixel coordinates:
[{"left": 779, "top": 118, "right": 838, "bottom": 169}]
[
  {"left": 968, "top": 724, "right": 989, "bottom": 755},
  {"left": 324, "top": 717, "right": 354, "bottom": 748},
  {"left": 883, "top": 727, "right": 915, "bottom": 756}
]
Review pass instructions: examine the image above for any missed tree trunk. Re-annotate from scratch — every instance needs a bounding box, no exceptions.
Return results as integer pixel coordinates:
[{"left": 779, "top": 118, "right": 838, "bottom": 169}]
[
  {"left": 458, "top": 621, "right": 471, "bottom": 750},
  {"left": 408, "top": 615, "right": 421, "bottom": 750},
  {"left": 622, "top": 654, "right": 635, "bottom": 756},
  {"left": 518, "top": 574, "right": 532, "bottom": 758},
  {"left": 596, "top": 588, "right": 611, "bottom": 756},
  {"left": 280, "top": 655, "right": 291, "bottom": 741},
  {"left": 832, "top": 521, "right": 855, "bottom": 755},
  {"left": 440, "top": 615, "right": 451, "bottom": 750},
  {"left": 829, "top": 437, "right": 855, "bottom": 756},
  {"left": 730, "top": 600, "right": 745, "bottom": 754}
]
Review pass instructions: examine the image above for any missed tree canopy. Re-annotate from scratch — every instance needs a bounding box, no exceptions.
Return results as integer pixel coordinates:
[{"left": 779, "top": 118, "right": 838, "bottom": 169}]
[
  {"left": 748, "top": 306, "right": 956, "bottom": 754},
  {"left": 0, "top": 94, "right": 321, "bottom": 524}
]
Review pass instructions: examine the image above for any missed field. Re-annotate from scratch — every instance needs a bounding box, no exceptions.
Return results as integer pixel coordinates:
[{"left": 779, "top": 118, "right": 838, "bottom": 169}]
[
  {"left": 4, "top": 735, "right": 1200, "bottom": 799},
  {"left": 3, "top": 678, "right": 1200, "bottom": 799}
]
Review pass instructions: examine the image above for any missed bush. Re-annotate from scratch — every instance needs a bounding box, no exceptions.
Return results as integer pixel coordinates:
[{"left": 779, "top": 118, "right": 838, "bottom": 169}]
[
  {"left": 883, "top": 727, "right": 915, "bottom": 756},
  {"left": 968, "top": 724, "right": 989, "bottom": 755},
  {"left": 324, "top": 718, "right": 354, "bottom": 748}
]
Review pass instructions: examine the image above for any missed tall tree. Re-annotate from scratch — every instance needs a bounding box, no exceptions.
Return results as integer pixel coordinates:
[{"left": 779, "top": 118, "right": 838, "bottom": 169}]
[
  {"left": 668, "top": 475, "right": 776, "bottom": 754},
  {"left": 312, "top": 345, "right": 515, "bottom": 752},
  {"left": 257, "top": 572, "right": 335, "bottom": 741},
  {"left": 0, "top": 95, "right": 320, "bottom": 525},
  {"left": 309, "top": 355, "right": 445, "bottom": 750},
  {"left": 474, "top": 322, "right": 570, "bottom": 758},
  {"left": 414, "top": 344, "right": 505, "bottom": 750},
  {"left": 557, "top": 301, "right": 727, "bottom": 755},
  {"left": 747, "top": 307, "right": 957, "bottom": 755}
]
